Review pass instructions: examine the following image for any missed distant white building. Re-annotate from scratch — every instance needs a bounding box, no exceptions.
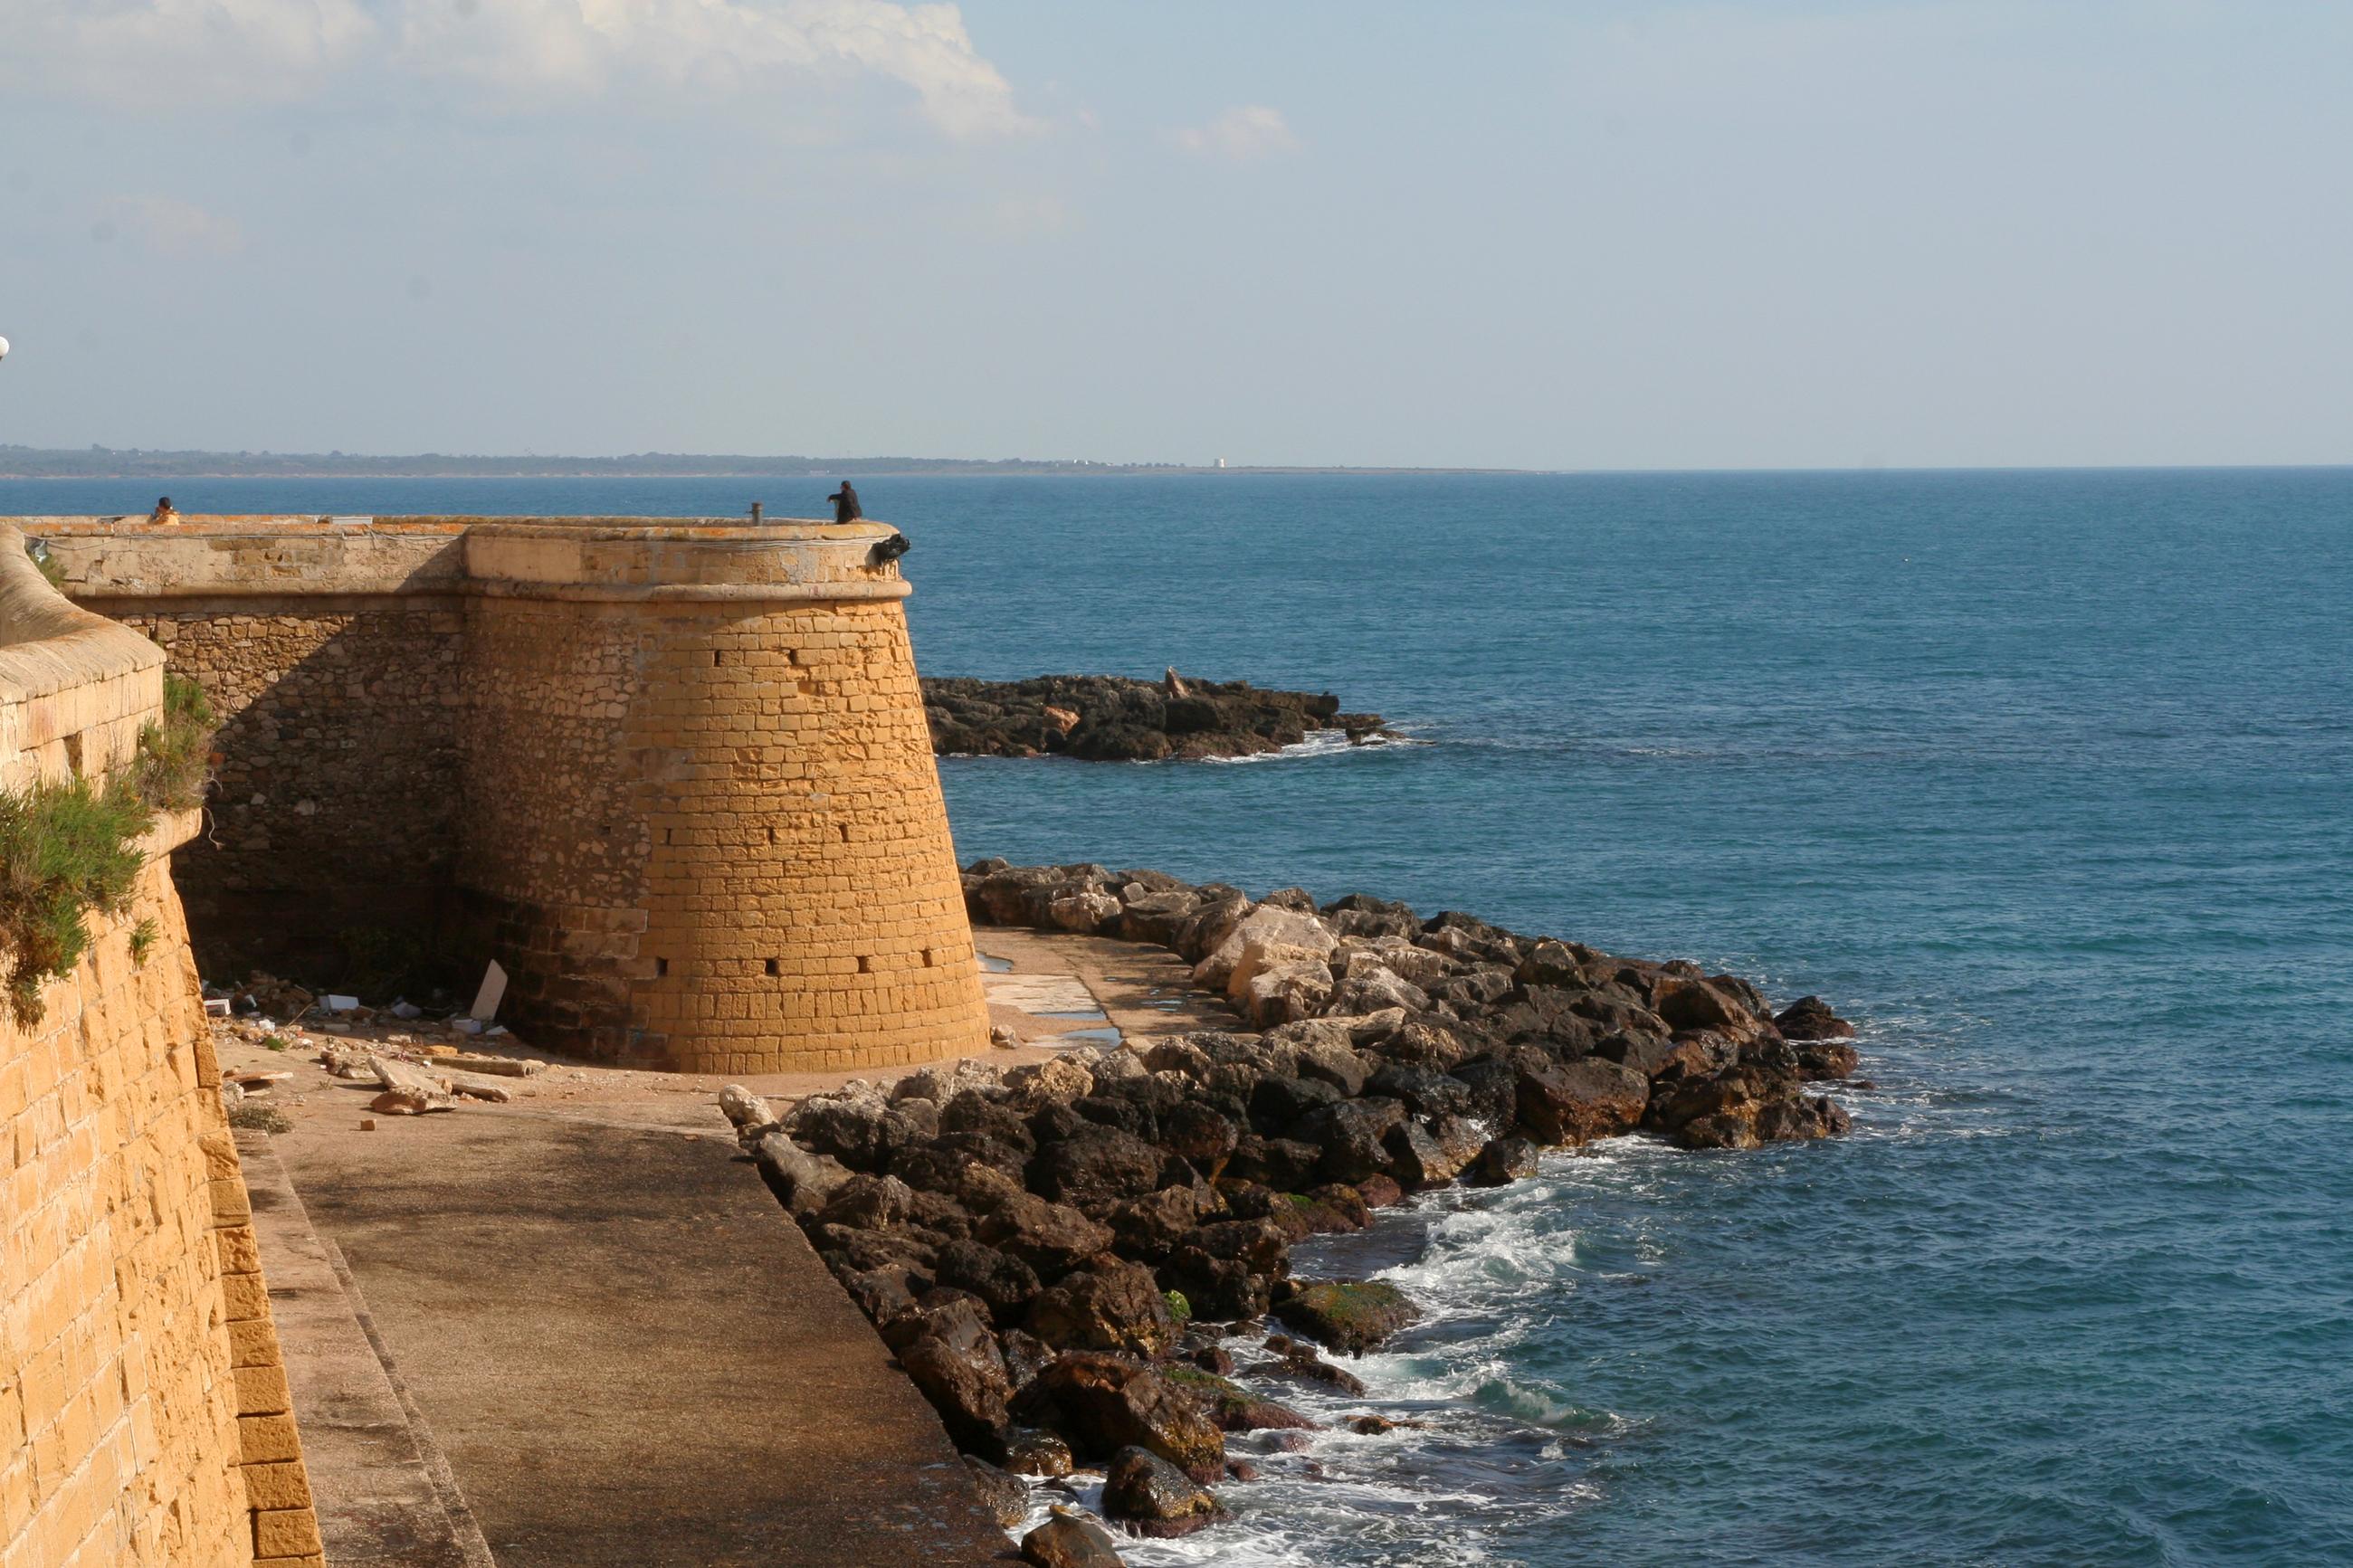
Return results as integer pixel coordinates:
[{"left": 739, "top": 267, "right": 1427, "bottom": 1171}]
[{"left": 1216, "top": 457, "right": 1227, "bottom": 469}]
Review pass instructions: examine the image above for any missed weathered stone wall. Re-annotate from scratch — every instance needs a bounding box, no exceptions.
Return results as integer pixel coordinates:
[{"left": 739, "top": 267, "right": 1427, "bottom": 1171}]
[
  {"left": 0, "top": 528, "right": 319, "bottom": 1568},
  {"left": 23, "top": 516, "right": 993, "bottom": 1075},
  {"left": 110, "top": 599, "right": 469, "bottom": 980}
]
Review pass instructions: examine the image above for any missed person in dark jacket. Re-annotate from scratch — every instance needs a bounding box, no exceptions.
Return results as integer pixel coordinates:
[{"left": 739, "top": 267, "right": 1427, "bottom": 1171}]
[{"left": 826, "top": 481, "right": 863, "bottom": 524}]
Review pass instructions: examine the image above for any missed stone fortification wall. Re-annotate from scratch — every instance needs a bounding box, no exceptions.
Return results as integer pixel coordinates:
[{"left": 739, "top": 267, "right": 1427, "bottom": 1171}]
[
  {"left": 24, "top": 516, "right": 992, "bottom": 1074},
  {"left": 0, "top": 528, "right": 319, "bottom": 1568}
]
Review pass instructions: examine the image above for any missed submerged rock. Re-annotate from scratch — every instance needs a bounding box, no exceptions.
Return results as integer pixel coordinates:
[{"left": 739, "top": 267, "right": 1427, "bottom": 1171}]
[
  {"left": 1101, "top": 1446, "right": 1228, "bottom": 1537},
  {"left": 1273, "top": 1280, "right": 1422, "bottom": 1356}
]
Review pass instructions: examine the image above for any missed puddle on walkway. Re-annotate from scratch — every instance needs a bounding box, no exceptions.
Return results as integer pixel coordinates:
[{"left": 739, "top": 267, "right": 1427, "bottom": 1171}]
[{"left": 977, "top": 953, "right": 1013, "bottom": 973}]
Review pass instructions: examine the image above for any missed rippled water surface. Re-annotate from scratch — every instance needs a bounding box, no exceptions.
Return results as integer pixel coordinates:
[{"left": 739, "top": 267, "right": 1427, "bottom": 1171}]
[{"left": 9, "top": 469, "right": 2350, "bottom": 1563}]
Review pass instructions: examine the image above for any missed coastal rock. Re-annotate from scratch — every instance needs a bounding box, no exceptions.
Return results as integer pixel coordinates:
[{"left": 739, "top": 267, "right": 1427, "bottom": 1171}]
[
  {"left": 1320, "top": 893, "right": 1420, "bottom": 940},
  {"left": 1161, "top": 1365, "right": 1317, "bottom": 1433},
  {"left": 1773, "top": 994, "right": 1856, "bottom": 1041},
  {"left": 1795, "top": 1039, "right": 1862, "bottom": 1079},
  {"left": 1029, "top": 1123, "right": 1167, "bottom": 1214},
  {"left": 1466, "top": 1136, "right": 1541, "bottom": 1185},
  {"left": 716, "top": 1083, "right": 774, "bottom": 1134},
  {"left": 933, "top": 1239, "right": 1044, "bottom": 1323},
  {"left": 1273, "top": 1280, "right": 1422, "bottom": 1356},
  {"left": 894, "top": 1298, "right": 1014, "bottom": 1452},
  {"left": 1003, "top": 1427, "right": 1076, "bottom": 1478},
  {"left": 1025, "top": 1258, "right": 1178, "bottom": 1357},
  {"left": 751, "top": 1132, "right": 855, "bottom": 1219},
  {"left": 1021, "top": 1508, "right": 1128, "bottom": 1568},
  {"left": 1327, "top": 959, "right": 1431, "bottom": 1019},
  {"left": 1049, "top": 889, "right": 1124, "bottom": 934},
  {"left": 1384, "top": 1113, "right": 1485, "bottom": 1189},
  {"left": 1034, "top": 1353, "right": 1226, "bottom": 1482},
  {"left": 1240, "top": 957, "right": 1334, "bottom": 1027},
  {"left": 1653, "top": 976, "right": 1764, "bottom": 1038},
  {"left": 928, "top": 674, "right": 1385, "bottom": 764},
  {"left": 1005, "top": 1055, "right": 1097, "bottom": 1109},
  {"left": 1515, "top": 1058, "right": 1649, "bottom": 1145},
  {"left": 787, "top": 1094, "right": 926, "bottom": 1174},
  {"left": 1101, "top": 1447, "right": 1228, "bottom": 1538},
  {"left": 1195, "top": 906, "right": 1338, "bottom": 993},
  {"left": 1253, "top": 1334, "right": 1369, "bottom": 1395},
  {"left": 813, "top": 1173, "right": 914, "bottom": 1231},
  {"left": 1290, "top": 1098, "right": 1407, "bottom": 1185},
  {"left": 1105, "top": 1186, "right": 1207, "bottom": 1261},
  {"left": 977, "top": 1193, "right": 1116, "bottom": 1277},
  {"left": 962, "top": 1456, "right": 1030, "bottom": 1529}
]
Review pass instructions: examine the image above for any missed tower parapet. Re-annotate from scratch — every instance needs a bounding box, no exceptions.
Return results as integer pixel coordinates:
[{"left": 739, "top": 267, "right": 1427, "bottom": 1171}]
[{"left": 22, "top": 514, "right": 992, "bottom": 1074}]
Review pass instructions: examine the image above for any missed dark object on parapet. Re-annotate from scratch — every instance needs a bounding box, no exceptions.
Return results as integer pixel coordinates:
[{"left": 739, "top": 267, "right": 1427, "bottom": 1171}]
[
  {"left": 826, "top": 481, "right": 863, "bottom": 524},
  {"left": 869, "top": 532, "right": 911, "bottom": 568},
  {"left": 152, "top": 496, "right": 178, "bottom": 524}
]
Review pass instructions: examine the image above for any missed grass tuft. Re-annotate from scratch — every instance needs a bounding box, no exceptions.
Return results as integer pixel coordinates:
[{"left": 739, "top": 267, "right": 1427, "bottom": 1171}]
[
  {"left": 226, "top": 1101, "right": 292, "bottom": 1134},
  {"left": 0, "top": 776, "right": 152, "bottom": 1026}
]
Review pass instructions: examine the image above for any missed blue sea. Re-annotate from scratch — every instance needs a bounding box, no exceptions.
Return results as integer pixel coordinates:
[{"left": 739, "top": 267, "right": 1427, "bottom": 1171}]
[{"left": 9, "top": 470, "right": 2350, "bottom": 1565}]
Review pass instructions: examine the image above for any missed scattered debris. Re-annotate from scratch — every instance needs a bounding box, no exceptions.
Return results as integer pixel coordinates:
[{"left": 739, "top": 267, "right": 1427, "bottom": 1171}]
[
  {"left": 224, "top": 1070, "right": 291, "bottom": 1092},
  {"left": 991, "top": 1024, "right": 1021, "bottom": 1050},
  {"left": 440, "top": 1053, "right": 542, "bottom": 1078},
  {"left": 359, "top": 1117, "right": 376, "bottom": 1131},
  {"left": 203, "top": 997, "right": 232, "bottom": 1018},
  {"left": 323, "top": 993, "right": 361, "bottom": 1012},
  {"left": 442, "top": 1069, "right": 513, "bottom": 1103},
  {"left": 372, "top": 1056, "right": 458, "bottom": 1113}
]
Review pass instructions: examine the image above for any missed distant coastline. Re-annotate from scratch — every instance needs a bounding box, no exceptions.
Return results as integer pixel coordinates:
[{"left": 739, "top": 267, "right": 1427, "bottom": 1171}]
[{"left": 0, "top": 445, "right": 1527, "bottom": 480}]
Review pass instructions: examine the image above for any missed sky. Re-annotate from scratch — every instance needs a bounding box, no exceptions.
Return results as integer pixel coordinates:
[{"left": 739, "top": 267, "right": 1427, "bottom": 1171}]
[{"left": 1, "top": 0, "right": 2348, "bottom": 470}]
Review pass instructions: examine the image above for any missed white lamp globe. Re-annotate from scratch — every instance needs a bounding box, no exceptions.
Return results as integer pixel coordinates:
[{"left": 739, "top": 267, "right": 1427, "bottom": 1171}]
[{"left": 0, "top": 336, "right": 10, "bottom": 362}]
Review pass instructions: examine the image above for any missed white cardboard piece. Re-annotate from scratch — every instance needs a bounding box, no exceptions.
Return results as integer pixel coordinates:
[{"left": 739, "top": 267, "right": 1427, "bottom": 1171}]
[{"left": 470, "top": 960, "right": 508, "bottom": 1022}]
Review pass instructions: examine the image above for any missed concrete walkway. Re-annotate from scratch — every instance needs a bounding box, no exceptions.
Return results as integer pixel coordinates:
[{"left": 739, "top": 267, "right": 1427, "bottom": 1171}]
[{"left": 261, "top": 1108, "right": 1012, "bottom": 1567}]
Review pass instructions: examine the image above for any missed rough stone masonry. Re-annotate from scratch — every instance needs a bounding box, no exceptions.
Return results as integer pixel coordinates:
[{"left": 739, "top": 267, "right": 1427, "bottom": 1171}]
[{"left": 21, "top": 515, "right": 993, "bottom": 1076}]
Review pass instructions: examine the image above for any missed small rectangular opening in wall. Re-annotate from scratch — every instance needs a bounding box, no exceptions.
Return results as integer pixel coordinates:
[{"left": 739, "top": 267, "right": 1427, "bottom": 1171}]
[
  {"left": 921, "top": 948, "right": 935, "bottom": 967},
  {"left": 837, "top": 823, "right": 851, "bottom": 843},
  {"left": 655, "top": 958, "right": 669, "bottom": 977},
  {"left": 713, "top": 651, "right": 723, "bottom": 667},
  {"left": 765, "top": 958, "right": 780, "bottom": 977},
  {"left": 857, "top": 955, "right": 872, "bottom": 974},
  {"left": 767, "top": 827, "right": 778, "bottom": 845}
]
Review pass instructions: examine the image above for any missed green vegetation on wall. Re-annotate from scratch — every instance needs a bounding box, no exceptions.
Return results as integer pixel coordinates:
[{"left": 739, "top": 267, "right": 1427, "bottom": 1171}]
[{"left": 0, "top": 672, "right": 222, "bottom": 1025}]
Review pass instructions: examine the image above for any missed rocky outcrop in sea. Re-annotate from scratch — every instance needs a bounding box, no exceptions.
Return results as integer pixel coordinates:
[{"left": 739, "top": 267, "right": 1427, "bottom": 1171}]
[
  {"left": 734, "top": 862, "right": 1858, "bottom": 1558},
  {"left": 922, "top": 672, "right": 1393, "bottom": 761}
]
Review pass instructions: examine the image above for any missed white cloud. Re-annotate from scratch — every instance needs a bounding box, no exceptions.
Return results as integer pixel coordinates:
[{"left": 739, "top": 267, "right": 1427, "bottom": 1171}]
[
  {"left": 106, "top": 195, "right": 248, "bottom": 256},
  {"left": 1169, "top": 105, "right": 1299, "bottom": 161},
  {"left": 395, "top": 0, "right": 1032, "bottom": 138},
  {"left": 0, "top": 0, "right": 375, "bottom": 104},
  {"left": 0, "top": 0, "right": 1030, "bottom": 138}
]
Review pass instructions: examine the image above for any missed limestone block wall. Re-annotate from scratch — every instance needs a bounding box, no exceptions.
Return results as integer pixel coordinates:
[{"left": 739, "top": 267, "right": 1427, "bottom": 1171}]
[
  {"left": 0, "top": 528, "right": 319, "bottom": 1568},
  {"left": 25, "top": 516, "right": 993, "bottom": 1075},
  {"left": 112, "top": 600, "right": 469, "bottom": 980}
]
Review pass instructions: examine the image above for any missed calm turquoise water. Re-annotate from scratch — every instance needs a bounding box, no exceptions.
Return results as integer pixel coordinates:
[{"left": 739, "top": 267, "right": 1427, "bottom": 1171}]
[{"left": 10, "top": 470, "right": 2351, "bottom": 1564}]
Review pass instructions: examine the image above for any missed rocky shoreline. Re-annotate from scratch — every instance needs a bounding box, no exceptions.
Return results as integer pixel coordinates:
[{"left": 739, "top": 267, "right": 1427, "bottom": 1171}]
[
  {"left": 732, "top": 862, "right": 1859, "bottom": 1563},
  {"left": 922, "top": 672, "right": 1395, "bottom": 761}
]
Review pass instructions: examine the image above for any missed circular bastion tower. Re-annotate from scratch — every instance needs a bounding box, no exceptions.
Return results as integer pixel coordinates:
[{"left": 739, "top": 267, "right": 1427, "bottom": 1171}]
[
  {"left": 24, "top": 511, "right": 993, "bottom": 1076},
  {"left": 455, "top": 518, "right": 994, "bottom": 1074}
]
